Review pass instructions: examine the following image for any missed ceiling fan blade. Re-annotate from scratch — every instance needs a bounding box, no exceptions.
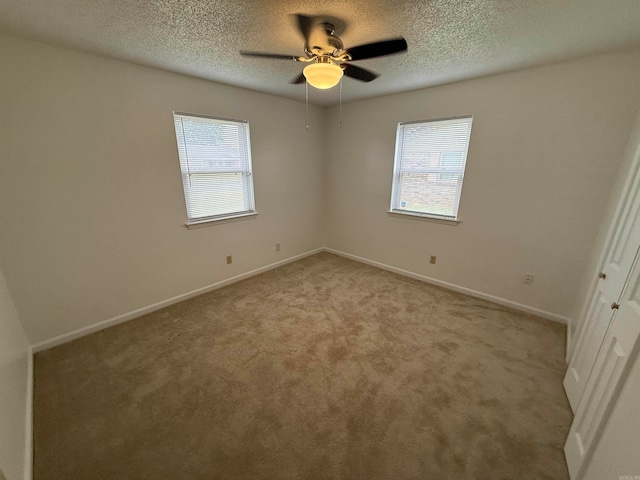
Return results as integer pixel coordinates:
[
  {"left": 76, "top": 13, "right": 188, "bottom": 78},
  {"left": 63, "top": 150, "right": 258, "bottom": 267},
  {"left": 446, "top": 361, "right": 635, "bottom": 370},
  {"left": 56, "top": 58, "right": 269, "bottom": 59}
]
[
  {"left": 295, "top": 14, "right": 314, "bottom": 43},
  {"left": 346, "top": 38, "right": 407, "bottom": 61},
  {"left": 291, "top": 73, "right": 306, "bottom": 84},
  {"left": 343, "top": 64, "right": 379, "bottom": 82},
  {"left": 240, "top": 51, "right": 297, "bottom": 60}
]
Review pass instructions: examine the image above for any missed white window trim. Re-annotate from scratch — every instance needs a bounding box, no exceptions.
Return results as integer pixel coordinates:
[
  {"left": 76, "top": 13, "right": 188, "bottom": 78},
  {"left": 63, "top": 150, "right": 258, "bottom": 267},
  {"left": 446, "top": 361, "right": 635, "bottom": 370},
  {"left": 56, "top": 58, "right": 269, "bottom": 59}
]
[
  {"left": 173, "top": 111, "right": 256, "bottom": 227},
  {"left": 389, "top": 115, "right": 473, "bottom": 223},
  {"left": 185, "top": 211, "right": 259, "bottom": 229},
  {"left": 386, "top": 210, "right": 460, "bottom": 225}
]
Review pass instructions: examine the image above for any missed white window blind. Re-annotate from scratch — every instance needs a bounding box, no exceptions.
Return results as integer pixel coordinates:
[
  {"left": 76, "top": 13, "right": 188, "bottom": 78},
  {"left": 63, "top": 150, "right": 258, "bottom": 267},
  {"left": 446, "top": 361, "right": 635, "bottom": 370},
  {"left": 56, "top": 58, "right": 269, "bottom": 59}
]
[
  {"left": 173, "top": 112, "right": 255, "bottom": 224},
  {"left": 390, "top": 116, "right": 473, "bottom": 220}
]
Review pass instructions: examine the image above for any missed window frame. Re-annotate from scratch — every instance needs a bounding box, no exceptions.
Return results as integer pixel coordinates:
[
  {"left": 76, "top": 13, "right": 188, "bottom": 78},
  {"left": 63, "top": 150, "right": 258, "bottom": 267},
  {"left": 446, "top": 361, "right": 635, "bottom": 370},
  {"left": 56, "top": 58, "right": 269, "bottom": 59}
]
[
  {"left": 173, "top": 111, "right": 257, "bottom": 228},
  {"left": 389, "top": 115, "right": 473, "bottom": 223}
]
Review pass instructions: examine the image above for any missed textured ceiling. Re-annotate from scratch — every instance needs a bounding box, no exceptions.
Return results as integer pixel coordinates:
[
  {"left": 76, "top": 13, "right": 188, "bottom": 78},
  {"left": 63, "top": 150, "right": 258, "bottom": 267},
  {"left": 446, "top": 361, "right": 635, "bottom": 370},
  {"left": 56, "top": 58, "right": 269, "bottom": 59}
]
[{"left": 1, "top": 0, "right": 640, "bottom": 106}]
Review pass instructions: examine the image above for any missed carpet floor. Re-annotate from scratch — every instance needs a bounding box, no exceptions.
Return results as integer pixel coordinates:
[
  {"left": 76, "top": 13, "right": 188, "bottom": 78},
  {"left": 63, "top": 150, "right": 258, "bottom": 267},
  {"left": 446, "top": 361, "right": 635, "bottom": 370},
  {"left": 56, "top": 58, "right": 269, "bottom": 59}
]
[{"left": 33, "top": 252, "right": 572, "bottom": 479}]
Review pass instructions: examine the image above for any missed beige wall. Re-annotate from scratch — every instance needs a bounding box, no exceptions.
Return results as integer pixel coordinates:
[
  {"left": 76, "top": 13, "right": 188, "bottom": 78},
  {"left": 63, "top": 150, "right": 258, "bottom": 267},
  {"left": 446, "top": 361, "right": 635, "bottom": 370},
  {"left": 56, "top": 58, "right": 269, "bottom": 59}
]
[
  {"left": 0, "top": 268, "right": 30, "bottom": 480},
  {"left": 2, "top": 32, "right": 640, "bottom": 480},
  {"left": 324, "top": 49, "right": 640, "bottom": 320},
  {"left": 0, "top": 35, "right": 326, "bottom": 344},
  {"left": 2, "top": 36, "right": 640, "bottom": 340}
]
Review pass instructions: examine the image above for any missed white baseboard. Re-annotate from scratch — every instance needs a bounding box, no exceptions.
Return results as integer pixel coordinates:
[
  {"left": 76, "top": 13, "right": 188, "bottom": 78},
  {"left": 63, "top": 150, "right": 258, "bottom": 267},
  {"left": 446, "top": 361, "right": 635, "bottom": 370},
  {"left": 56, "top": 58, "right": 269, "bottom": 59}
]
[
  {"left": 30, "top": 245, "right": 568, "bottom": 353},
  {"left": 24, "top": 346, "right": 33, "bottom": 480},
  {"left": 31, "top": 248, "right": 323, "bottom": 353},
  {"left": 324, "top": 248, "right": 569, "bottom": 325}
]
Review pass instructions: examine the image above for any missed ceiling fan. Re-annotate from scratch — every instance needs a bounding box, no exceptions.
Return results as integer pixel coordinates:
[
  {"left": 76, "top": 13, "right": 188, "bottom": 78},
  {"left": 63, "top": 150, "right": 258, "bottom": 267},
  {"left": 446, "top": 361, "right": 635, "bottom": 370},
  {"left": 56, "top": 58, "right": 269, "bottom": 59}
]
[{"left": 240, "top": 14, "right": 408, "bottom": 90}]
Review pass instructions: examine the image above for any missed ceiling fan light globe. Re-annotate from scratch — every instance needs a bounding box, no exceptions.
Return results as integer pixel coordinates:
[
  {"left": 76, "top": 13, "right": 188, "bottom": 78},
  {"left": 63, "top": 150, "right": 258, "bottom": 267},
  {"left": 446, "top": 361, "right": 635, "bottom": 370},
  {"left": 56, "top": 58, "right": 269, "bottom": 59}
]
[{"left": 303, "top": 63, "right": 343, "bottom": 89}]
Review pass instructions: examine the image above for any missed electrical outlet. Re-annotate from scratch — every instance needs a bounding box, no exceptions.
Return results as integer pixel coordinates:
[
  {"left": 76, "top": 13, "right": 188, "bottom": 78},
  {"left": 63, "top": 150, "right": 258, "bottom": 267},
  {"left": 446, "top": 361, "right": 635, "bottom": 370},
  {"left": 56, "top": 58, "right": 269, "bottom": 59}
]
[
  {"left": 226, "top": 255, "right": 232, "bottom": 264},
  {"left": 430, "top": 255, "right": 437, "bottom": 264},
  {"left": 276, "top": 242, "right": 281, "bottom": 252},
  {"left": 523, "top": 274, "right": 534, "bottom": 285}
]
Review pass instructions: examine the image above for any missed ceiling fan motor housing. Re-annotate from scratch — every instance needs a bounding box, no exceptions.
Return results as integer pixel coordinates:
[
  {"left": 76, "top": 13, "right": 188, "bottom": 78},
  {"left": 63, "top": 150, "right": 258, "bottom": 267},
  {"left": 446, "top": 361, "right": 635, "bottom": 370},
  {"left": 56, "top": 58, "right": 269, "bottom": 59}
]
[
  {"left": 305, "top": 22, "right": 344, "bottom": 57},
  {"left": 240, "top": 14, "right": 408, "bottom": 87}
]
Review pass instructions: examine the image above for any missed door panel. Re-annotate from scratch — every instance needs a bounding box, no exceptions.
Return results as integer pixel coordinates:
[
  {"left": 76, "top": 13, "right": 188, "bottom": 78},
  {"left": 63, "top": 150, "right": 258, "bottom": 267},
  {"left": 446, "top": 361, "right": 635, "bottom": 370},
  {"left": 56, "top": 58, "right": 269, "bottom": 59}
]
[
  {"left": 564, "top": 180, "right": 640, "bottom": 411},
  {"left": 564, "top": 293, "right": 614, "bottom": 410},
  {"left": 565, "top": 255, "right": 640, "bottom": 478}
]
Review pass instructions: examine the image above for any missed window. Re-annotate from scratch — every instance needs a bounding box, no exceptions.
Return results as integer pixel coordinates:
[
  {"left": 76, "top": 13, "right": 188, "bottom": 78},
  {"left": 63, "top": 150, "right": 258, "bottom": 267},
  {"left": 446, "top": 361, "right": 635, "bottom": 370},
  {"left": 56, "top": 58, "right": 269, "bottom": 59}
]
[
  {"left": 173, "top": 112, "right": 256, "bottom": 225},
  {"left": 390, "top": 116, "right": 473, "bottom": 221}
]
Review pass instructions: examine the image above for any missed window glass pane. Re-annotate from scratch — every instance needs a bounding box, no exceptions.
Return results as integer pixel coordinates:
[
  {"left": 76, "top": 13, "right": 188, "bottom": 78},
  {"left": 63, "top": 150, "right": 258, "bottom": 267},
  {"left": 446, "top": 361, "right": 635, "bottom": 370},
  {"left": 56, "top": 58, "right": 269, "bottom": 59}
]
[
  {"left": 391, "top": 117, "right": 473, "bottom": 220},
  {"left": 173, "top": 113, "right": 255, "bottom": 223},
  {"left": 441, "top": 151, "right": 464, "bottom": 170},
  {"left": 398, "top": 172, "right": 462, "bottom": 217},
  {"left": 185, "top": 173, "right": 247, "bottom": 219}
]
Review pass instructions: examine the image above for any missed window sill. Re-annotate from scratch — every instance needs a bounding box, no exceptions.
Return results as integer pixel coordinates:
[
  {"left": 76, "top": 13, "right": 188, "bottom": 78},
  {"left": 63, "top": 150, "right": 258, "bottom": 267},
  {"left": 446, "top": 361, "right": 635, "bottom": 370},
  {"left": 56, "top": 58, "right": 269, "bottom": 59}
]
[
  {"left": 387, "top": 210, "right": 459, "bottom": 225},
  {"left": 185, "top": 212, "right": 259, "bottom": 229}
]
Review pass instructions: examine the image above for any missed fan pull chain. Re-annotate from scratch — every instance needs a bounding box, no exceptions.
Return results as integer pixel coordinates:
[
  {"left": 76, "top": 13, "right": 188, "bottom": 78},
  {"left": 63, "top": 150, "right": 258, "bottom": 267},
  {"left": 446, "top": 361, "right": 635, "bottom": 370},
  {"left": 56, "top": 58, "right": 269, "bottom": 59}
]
[
  {"left": 305, "top": 81, "right": 309, "bottom": 130},
  {"left": 339, "top": 76, "right": 343, "bottom": 129}
]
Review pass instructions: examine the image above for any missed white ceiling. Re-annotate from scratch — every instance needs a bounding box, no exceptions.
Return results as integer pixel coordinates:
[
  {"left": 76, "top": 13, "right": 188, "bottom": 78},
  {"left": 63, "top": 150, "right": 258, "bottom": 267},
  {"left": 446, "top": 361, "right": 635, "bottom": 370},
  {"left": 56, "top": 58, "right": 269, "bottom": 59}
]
[{"left": 1, "top": 0, "right": 640, "bottom": 106}]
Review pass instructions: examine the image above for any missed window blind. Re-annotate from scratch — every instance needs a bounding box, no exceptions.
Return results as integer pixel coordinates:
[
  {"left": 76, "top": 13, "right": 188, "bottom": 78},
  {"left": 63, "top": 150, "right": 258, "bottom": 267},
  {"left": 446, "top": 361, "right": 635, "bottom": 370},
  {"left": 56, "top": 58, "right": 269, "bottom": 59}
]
[
  {"left": 173, "top": 113, "right": 255, "bottom": 223},
  {"left": 391, "top": 116, "right": 473, "bottom": 220}
]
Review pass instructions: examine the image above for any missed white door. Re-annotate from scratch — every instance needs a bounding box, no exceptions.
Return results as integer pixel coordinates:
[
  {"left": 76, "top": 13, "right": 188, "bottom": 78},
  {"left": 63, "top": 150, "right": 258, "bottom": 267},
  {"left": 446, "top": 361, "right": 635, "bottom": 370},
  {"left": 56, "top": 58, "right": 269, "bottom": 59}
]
[
  {"left": 564, "top": 249, "right": 640, "bottom": 479},
  {"left": 564, "top": 168, "right": 640, "bottom": 412}
]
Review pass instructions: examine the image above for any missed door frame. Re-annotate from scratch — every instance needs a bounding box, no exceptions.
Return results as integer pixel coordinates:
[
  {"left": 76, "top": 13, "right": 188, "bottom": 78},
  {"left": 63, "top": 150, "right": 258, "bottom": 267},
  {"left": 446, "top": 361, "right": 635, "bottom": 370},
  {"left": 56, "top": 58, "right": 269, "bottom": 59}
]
[{"left": 567, "top": 125, "right": 640, "bottom": 363}]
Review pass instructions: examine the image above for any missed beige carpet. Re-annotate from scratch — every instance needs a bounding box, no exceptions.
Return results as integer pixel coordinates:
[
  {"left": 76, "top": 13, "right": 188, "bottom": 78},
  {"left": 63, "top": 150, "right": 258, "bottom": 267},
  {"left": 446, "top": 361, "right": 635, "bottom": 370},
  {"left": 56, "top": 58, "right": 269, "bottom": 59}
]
[{"left": 33, "top": 252, "right": 572, "bottom": 479}]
